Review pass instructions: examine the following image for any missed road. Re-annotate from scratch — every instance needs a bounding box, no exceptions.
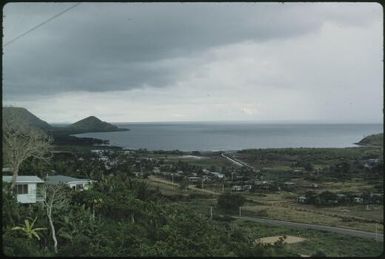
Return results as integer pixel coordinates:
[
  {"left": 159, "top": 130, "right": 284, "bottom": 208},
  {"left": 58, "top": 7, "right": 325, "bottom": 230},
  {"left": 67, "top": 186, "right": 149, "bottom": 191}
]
[
  {"left": 148, "top": 176, "right": 219, "bottom": 195},
  {"left": 234, "top": 216, "right": 384, "bottom": 242},
  {"left": 221, "top": 152, "right": 255, "bottom": 170}
]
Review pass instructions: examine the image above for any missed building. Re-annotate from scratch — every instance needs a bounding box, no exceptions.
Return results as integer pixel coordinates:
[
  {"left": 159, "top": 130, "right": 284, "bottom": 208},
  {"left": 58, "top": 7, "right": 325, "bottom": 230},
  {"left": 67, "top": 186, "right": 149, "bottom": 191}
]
[
  {"left": 231, "top": 185, "right": 243, "bottom": 192},
  {"left": 353, "top": 197, "right": 364, "bottom": 204},
  {"left": 2, "top": 168, "right": 12, "bottom": 173},
  {"left": 45, "top": 175, "right": 94, "bottom": 191},
  {"left": 297, "top": 196, "right": 307, "bottom": 203},
  {"left": 210, "top": 172, "right": 224, "bottom": 179},
  {"left": 310, "top": 183, "right": 319, "bottom": 188},
  {"left": 364, "top": 159, "right": 380, "bottom": 169},
  {"left": 3, "top": 176, "right": 45, "bottom": 204},
  {"left": 188, "top": 176, "right": 201, "bottom": 183},
  {"left": 202, "top": 169, "right": 210, "bottom": 174}
]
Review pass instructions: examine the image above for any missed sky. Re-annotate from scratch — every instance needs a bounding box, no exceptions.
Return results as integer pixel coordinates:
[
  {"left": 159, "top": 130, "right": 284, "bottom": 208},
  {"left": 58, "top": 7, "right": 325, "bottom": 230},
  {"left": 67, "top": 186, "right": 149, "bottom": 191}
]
[{"left": 2, "top": 2, "right": 383, "bottom": 123}]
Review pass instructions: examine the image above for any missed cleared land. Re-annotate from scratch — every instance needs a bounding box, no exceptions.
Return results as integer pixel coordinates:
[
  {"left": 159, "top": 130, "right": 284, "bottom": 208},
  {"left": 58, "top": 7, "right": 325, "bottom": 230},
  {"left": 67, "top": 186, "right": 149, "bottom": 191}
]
[{"left": 255, "top": 235, "right": 306, "bottom": 245}]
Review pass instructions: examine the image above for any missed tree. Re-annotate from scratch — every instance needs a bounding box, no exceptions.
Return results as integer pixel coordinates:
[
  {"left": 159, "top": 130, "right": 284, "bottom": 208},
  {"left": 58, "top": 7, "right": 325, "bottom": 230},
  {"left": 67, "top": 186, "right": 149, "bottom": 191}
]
[
  {"left": 217, "top": 192, "right": 246, "bottom": 212},
  {"left": 311, "top": 250, "right": 327, "bottom": 257},
  {"left": 11, "top": 216, "right": 47, "bottom": 240},
  {"left": 178, "top": 177, "right": 189, "bottom": 190},
  {"left": 2, "top": 117, "right": 52, "bottom": 190},
  {"left": 304, "top": 162, "right": 314, "bottom": 172},
  {"left": 42, "top": 184, "right": 70, "bottom": 254}
]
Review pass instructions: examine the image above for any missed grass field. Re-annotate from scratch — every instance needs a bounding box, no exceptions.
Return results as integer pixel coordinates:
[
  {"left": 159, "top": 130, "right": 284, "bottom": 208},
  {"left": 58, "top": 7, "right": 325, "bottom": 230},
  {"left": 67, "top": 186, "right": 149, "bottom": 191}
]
[{"left": 235, "top": 220, "right": 383, "bottom": 257}]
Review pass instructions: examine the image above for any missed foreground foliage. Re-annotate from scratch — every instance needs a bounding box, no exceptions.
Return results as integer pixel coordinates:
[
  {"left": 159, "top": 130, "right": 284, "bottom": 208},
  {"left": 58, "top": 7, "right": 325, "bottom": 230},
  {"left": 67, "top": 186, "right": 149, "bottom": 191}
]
[{"left": 2, "top": 175, "right": 287, "bottom": 256}]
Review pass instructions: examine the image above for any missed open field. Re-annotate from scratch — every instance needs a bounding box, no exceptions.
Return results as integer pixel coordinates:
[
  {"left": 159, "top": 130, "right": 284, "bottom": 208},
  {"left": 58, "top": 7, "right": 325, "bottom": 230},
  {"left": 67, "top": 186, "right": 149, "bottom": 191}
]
[
  {"left": 235, "top": 220, "right": 384, "bottom": 257},
  {"left": 241, "top": 204, "right": 383, "bottom": 233},
  {"left": 143, "top": 176, "right": 218, "bottom": 197},
  {"left": 255, "top": 235, "right": 306, "bottom": 245}
]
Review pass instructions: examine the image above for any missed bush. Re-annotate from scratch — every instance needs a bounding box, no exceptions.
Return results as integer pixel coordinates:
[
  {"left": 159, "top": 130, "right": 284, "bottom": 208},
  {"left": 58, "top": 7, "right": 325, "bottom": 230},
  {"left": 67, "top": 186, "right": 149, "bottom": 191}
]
[{"left": 217, "top": 192, "right": 246, "bottom": 212}]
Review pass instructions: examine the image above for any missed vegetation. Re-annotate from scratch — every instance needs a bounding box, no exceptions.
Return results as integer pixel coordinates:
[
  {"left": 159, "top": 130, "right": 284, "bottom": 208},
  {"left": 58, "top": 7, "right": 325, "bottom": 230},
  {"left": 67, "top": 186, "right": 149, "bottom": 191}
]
[
  {"left": 2, "top": 107, "right": 382, "bottom": 257},
  {"left": 67, "top": 116, "right": 128, "bottom": 133},
  {"left": 2, "top": 176, "right": 287, "bottom": 256},
  {"left": 2, "top": 113, "right": 53, "bottom": 189},
  {"left": 217, "top": 192, "right": 246, "bottom": 212},
  {"left": 357, "top": 133, "right": 383, "bottom": 147},
  {"left": 2, "top": 106, "right": 127, "bottom": 147},
  {"left": 2, "top": 106, "right": 52, "bottom": 131},
  {"left": 236, "top": 220, "right": 383, "bottom": 257}
]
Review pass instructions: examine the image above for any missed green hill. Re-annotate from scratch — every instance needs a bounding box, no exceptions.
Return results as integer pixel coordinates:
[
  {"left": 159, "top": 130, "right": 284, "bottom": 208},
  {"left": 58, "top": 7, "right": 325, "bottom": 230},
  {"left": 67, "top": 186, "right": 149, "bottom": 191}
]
[
  {"left": 356, "top": 133, "right": 383, "bottom": 147},
  {"left": 2, "top": 106, "right": 52, "bottom": 131},
  {"left": 2, "top": 107, "right": 128, "bottom": 146},
  {"left": 68, "top": 116, "right": 128, "bottom": 133}
]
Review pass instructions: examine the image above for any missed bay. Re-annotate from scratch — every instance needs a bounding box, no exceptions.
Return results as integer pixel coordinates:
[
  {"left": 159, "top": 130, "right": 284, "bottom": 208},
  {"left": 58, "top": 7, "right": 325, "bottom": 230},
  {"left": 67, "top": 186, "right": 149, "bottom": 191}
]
[{"left": 73, "top": 122, "right": 383, "bottom": 151}]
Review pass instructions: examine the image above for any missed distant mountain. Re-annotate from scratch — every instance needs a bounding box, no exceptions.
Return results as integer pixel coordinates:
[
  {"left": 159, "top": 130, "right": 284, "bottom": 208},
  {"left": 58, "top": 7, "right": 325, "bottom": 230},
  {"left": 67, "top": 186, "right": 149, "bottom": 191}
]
[
  {"left": 2, "top": 107, "right": 52, "bottom": 131},
  {"left": 356, "top": 133, "right": 383, "bottom": 147},
  {"left": 2, "top": 106, "right": 128, "bottom": 139},
  {"left": 68, "top": 116, "right": 128, "bottom": 133}
]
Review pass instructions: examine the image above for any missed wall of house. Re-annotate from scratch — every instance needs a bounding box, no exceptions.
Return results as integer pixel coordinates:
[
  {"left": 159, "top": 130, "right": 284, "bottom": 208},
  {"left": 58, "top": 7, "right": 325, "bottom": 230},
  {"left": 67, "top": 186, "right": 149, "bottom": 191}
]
[
  {"left": 17, "top": 183, "right": 37, "bottom": 203},
  {"left": 67, "top": 181, "right": 91, "bottom": 190}
]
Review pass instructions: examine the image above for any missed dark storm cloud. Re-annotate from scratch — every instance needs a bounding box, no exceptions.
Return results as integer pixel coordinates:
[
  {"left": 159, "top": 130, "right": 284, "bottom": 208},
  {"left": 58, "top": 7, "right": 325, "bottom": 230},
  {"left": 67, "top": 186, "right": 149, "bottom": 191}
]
[{"left": 3, "top": 2, "right": 379, "bottom": 99}]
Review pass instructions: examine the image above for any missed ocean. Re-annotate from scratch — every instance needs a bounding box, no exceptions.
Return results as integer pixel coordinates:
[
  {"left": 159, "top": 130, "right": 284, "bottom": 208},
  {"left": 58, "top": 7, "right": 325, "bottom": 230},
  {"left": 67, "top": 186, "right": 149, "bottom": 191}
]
[{"left": 73, "top": 122, "right": 383, "bottom": 151}]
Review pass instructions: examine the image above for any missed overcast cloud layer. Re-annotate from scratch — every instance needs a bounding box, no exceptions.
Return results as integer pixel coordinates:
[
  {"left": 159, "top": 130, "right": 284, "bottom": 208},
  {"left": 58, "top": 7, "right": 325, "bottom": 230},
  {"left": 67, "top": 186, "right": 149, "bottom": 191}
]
[{"left": 3, "top": 2, "right": 383, "bottom": 123}]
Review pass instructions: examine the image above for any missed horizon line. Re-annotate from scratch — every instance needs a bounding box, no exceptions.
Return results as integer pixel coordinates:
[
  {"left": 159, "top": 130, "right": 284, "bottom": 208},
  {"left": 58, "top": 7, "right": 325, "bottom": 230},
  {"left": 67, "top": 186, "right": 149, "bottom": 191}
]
[{"left": 50, "top": 119, "right": 384, "bottom": 125}]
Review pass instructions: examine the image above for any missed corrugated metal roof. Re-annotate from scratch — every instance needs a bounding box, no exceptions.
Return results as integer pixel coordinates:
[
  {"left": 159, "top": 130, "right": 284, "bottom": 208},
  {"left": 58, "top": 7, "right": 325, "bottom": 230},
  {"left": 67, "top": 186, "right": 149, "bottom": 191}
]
[
  {"left": 46, "top": 175, "right": 91, "bottom": 185},
  {"left": 2, "top": 175, "right": 44, "bottom": 183}
]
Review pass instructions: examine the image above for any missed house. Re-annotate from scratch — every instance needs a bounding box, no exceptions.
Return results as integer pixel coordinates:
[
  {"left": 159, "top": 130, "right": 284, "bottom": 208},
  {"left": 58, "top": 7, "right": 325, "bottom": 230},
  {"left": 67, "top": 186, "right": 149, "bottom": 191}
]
[
  {"left": 3, "top": 176, "right": 45, "bottom": 204},
  {"left": 152, "top": 167, "right": 161, "bottom": 174},
  {"left": 353, "top": 197, "right": 364, "bottom": 204},
  {"left": 231, "top": 185, "right": 243, "bottom": 192},
  {"left": 242, "top": 185, "right": 252, "bottom": 191},
  {"left": 364, "top": 159, "right": 380, "bottom": 169},
  {"left": 188, "top": 176, "right": 201, "bottom": 183},
  {"left": 210, "top": 172, "right": 224, "bottom": 179},
  {"left": 134, "top": 172, "right": 144, "bottom": 178},
  {"left": 297, "top": 196, "right": 307, "bottom": 203},
  {"left": 336, "top": 193, "right": 348, "bottom": 203},
  {"left": 202, "top": 169, "right": 210, "bottom": 174},
  {"left": 310, "top": 183, "right": 319, "bottom": 188},
  {"left": 45, "top": 175, "right": 94, "bottom": 191}
]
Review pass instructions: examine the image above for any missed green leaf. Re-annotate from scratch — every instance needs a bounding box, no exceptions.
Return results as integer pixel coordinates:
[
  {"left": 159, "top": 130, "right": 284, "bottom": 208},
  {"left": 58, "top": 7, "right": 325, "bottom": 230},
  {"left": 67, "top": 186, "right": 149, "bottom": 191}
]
[
  {"left": 32, "top": 231, "right": 41, "bottom": 240},
  {"left": 11, "top": 226, "right": 23, "bottom": 230}
]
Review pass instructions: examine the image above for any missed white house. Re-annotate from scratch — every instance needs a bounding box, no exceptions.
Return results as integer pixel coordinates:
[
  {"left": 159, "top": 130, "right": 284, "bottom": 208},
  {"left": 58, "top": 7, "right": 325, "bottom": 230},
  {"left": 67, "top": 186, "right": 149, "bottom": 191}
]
[
  {"left": 210, "top": 172, "right": 224, "bottom": 179},
  {"left": 231, "top": 185, "right": 243, "bottom": 192},
  {"left": 297, "top": 196, "right": 307, "bottom": 203},
  {"left": 45, "top": 175, "right": 94, "bottom": 191},
  {"left": 2, "top": 175, "right": 45, "bottom": 204}
]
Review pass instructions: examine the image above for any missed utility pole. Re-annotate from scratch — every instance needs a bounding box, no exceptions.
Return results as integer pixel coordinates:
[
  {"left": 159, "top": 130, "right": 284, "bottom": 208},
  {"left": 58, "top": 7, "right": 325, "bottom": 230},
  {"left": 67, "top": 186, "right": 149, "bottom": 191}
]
[
  {"left": 210, "top": 206, "right": 213, "bottom": 220},
  {"left": 239, "top": 206, "right": 242, "bottom": 217}
]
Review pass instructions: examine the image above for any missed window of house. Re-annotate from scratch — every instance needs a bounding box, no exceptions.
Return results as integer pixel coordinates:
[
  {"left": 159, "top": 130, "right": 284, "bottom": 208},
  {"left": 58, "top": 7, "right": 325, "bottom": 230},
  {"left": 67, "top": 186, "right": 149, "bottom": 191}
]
[{"left": 16, "top": 184, "right": 28, "bottom": 194}]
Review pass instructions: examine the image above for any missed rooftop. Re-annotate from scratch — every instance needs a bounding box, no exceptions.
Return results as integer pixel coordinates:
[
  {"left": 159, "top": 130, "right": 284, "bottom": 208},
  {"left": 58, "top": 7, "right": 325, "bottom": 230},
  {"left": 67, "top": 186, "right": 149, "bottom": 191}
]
[
  {"left": 3, "top": 175, "right": 44, "bottom": 183},
  {"left": 46, "top": 175, "right": 91, "bottom": 185}
]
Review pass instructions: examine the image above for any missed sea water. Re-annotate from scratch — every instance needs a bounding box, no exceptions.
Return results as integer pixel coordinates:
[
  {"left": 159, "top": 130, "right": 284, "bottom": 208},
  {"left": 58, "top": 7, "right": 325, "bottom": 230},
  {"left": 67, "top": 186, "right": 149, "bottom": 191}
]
[{"left": 73, "top": 122, "right": 383, "bottom": 151}]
